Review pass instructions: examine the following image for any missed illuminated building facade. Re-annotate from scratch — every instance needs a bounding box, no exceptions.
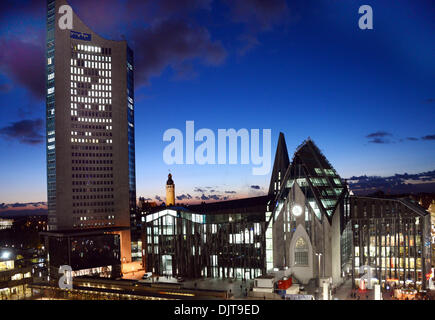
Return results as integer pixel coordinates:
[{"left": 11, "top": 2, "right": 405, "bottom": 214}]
[
  {"left": 268, "top": 135, "right": 345, "bottom": 285},
  {"left": 45, "top": 0, "right": 135, "bottom": 264},
  {"left": 142, "top": 196, "right": 270, "bottom": 280},
  {"left": 0, "top": 248, "right": 37, "bottom": 300},
  {"left": 343, "top": 196, "right": 432, "bottom": 290}
]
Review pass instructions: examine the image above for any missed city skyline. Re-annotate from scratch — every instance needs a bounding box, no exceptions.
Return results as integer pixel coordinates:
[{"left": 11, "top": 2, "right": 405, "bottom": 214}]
[{"left": 0, "top": 0, "right": 434, "bottom": 204}]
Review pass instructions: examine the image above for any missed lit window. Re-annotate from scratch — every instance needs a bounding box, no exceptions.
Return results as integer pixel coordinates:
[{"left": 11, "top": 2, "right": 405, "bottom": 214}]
[{"left": 294, "top": 237, "right": 308, "bottom": 266}]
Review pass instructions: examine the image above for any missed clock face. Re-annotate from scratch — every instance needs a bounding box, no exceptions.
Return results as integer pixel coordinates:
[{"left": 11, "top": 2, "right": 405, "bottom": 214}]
[{"left": 292, "top": 205, "right": 303, "bottom": 217}]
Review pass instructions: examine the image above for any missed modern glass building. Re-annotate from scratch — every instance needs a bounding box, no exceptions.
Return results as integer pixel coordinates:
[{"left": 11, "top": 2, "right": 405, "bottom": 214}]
[
  {"left": 45, "top": 0, "right": 135, "bottom": 263},
  {"left": 41, "top": 227, "right": 124, "bottom": 280},
  {"left": 343, "top": 196, "right": 432, "bottom": 290},
  {"left": 142, "top": 196, "right": 270, "bottom": 280}
]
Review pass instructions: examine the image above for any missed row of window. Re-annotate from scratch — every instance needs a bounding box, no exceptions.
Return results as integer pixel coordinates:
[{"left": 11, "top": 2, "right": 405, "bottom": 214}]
[
  {"left": 74, "top": 44, "right": 112, "bottom": 55},
  {"left": 72, "top": 124, "right": 113, "bottom": 130},
  {"left": 72, "top": 159, "right": 113, "bottom": 164},
  {"left": 71, "top": 88, "right": 112, "bottom": 98},
  {"left": 73, "top": 111, "right": 112, "bottom": 118},
  {"left": 73, "top": 188, "right": 114, "bottom": 193},
  {"left": 73, "top": 201, "right": 115, "bottom": 207},
  {"left": 73, "top": 52, "right": 111, "bottom": 62},
  {"left": 71, "top": 131, "right": 112, "bottom": 137},
  {"left": 72, "top": 166, "right": 113, "bottom": 171},
  {"left": 71, "top": 138, "right": 112, "bottom": 144},
  {"left": 72, "top": 180, "right": 114, "bottom": 186},
  {"left": 71, "top": 173, "right": 114, "bottom": 178},
  {"left": 71, "top": 152, "right": 113, "bottom": 158},
  {"left": 71, "top": 94, "right": 112, "bottom": 105},
  {"left": 73, "top": 208, "right": 115, "bottom": 214},
  {"left": 72, "top": 194, "right": 114, "bottom": 200},
  {"left": 71, "top": 59, "right": 112, "bottom": 70},
  {"left": 73, "top": 222, "right": 116, "bottom": 228},
  {"left": 71, "top": 117, "right": 113, "bottom": 123},
  {"left": 71, "top": 145, "right": 113, "bottom": 151}
]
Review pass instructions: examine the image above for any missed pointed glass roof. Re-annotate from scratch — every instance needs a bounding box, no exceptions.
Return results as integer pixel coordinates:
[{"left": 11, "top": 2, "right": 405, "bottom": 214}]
[
  {"left": 288, "top": 138, "right": 346, "bottom": 222},
  {"left": 268, "top": 132, "right": 290, "bottom": 195}
]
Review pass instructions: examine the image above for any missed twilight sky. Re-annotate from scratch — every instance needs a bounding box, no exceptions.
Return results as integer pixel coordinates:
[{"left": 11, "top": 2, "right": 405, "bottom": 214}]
[{"left": 0, "top": 0, "right": 434, "bottom": 204}]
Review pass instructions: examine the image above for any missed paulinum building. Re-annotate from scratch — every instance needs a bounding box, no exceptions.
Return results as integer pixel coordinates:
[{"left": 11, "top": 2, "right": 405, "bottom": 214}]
[
  {"left": 267, "top": 134, "right": 346, "bottom": 286},
  {"left": 44, "top": 0, "right": 136, "bottom": 277},
  {"left": 267, "top": 133, "right": 432, "bottom": 289},
  {"left": 142, "top": 196, "right": 271, "bottom": 280}
]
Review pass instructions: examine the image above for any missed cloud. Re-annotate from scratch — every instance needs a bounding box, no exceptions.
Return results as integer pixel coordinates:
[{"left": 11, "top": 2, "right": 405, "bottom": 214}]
[
  {"left": 155, "top": 195, "right": 163, "bottom": 202},
  {"left": 421, "top": 135, "right": 435, "bottom": 141},
  {"left": 224, "top": 0, "right": 289, "bottom": 56},
  {"left": 194, "top": 187, "right": 206, "bottom": 193},
  {"left": 250, "top": 185, "right": 261, "bottom": 190},
  {"left": 225, "top": 190, "right": 237, "bottom": 194},
  {"left": 366, "top": 131, "right": 392, "bottom": 138},
  {"left": 0, "top": 37, "right": 45, "bottom": 99},
  {"left": 0, "top": 202, "right": 48, "bottom": 213},
  {"left": 11, "top": 203, "right": 27, "bottom": 208},
  {"left": 368, "top": 138, "right": 392, "bottom": 144},
  {"left": 176, "top": 194, "right": 193, "bottom": 201},
  {"left": 0, "top": 119, "right": 44, "bottom": 145},
  {"left": 237, "top": 34, "right": 261, "bottom": 56},
  {"left": 365, "top": 131, "right": 393, "bottom": 144},
  {"left": 406, "top": 137, "right": 419, "bottom": 141},
  {"left": 225, "top": 0, "right": 289, "bottom": 31},
  {"left": 0, "top": 83, "right": 11, "bottom": 93},
  {"left": 199, "top": 194, "right": 228, "bottom": 201},
  {"left": 132, "top": 19, "right": 227, "bottom": 85},
  {"left": 126, "top": 0, "right": 213, "bottom": 23},
  {"left": 0, "top": 1, "right": 43, "bottom": 20}
]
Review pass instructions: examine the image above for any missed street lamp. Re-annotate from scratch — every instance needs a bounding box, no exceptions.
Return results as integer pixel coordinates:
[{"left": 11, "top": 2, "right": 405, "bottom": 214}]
[{"left": 1, "top": 251, "right": 11, "bottom": 260}]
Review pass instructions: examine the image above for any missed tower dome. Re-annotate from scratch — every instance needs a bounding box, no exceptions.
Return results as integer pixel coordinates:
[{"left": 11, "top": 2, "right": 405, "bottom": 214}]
[{"left": 167, "top": 173, "right": 174, "bottom": 186}]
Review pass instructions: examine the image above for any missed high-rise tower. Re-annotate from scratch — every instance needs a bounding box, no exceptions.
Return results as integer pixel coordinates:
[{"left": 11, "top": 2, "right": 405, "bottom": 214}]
[
  {"left": 166, "top": 174, "right": 175, "bottom": 206},
  {"left": 46, "top": 0, "right": 136, "bottom": 261}
]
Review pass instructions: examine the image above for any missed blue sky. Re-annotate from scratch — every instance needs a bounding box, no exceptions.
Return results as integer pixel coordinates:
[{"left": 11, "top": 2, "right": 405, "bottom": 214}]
[{"left": 0, "top": 0, "right": 434, "bottom": 204}]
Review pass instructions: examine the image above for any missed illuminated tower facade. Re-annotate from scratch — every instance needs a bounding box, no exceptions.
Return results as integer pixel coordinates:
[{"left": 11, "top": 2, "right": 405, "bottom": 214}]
[
  {"left": 166, "top": 174, "right": 175, "bottom": 206},
  {"left": 46, "top": 0, "right": 136, "bottom": 261}
]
